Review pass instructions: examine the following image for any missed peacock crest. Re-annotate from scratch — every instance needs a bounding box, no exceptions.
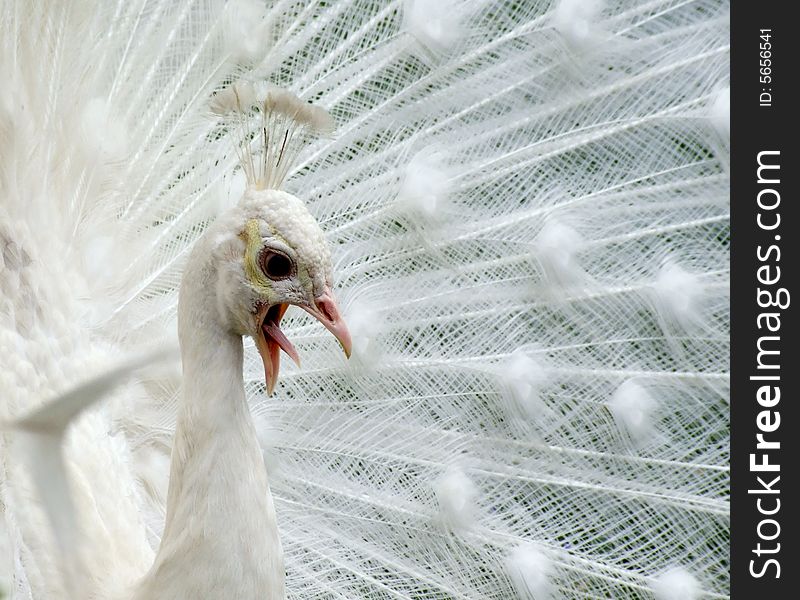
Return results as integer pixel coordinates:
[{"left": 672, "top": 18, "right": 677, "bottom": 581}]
[{"left": 210, "top": 82, "right": 333, "bottom": 190}]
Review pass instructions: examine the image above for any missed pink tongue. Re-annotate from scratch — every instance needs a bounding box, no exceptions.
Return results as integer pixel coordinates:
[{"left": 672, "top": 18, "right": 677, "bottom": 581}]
[{"left": 262, "top": 321, "right": 300, "bottom": 367}]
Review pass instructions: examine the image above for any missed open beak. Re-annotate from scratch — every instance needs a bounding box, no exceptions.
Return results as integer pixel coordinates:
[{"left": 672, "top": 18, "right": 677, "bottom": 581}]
[
  {"left": 300, "top": 287, "right": 353, "bottom": 359},
  {"left": 254, "top": 286, "right": 351, "bottom": 395}
]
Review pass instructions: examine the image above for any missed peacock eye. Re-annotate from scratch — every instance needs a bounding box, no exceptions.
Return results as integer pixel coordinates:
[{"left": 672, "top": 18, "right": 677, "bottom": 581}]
[{"left": 259, "top": 249, "right": 295, "bottom": 280}]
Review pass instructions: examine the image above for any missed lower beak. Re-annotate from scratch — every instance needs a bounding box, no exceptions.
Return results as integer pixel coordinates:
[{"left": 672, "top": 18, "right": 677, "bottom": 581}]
[
  {"left": 254, "top": 287, "right": 351, "bottom": 396},
  {"left": 254, "top": 302, "right": 294, "bottom": 396}
]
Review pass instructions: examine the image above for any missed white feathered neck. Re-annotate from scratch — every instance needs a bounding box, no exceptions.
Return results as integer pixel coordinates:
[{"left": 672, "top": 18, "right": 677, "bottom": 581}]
[{"left": 131, "top": 226, "right": 284, "bottom": 600}]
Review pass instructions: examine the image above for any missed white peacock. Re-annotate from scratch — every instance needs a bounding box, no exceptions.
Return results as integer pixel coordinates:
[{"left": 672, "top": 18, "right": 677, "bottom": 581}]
[{"left": 0, "top": 1, "right": 729, "bottom": 599}]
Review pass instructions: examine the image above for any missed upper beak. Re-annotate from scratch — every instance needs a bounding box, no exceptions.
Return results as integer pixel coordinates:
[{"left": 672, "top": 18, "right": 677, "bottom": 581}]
[
  {"left": 301, "top": 286, "right": 353, "bottom": 359},
  {"left": 254, "top": 286, "right": 351, "bottom": 396}
]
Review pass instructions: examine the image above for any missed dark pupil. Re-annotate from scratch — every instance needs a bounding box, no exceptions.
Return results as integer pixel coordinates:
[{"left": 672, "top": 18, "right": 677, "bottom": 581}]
[{"left": 265, "top": 253, "right": 291, "bottom": 278}]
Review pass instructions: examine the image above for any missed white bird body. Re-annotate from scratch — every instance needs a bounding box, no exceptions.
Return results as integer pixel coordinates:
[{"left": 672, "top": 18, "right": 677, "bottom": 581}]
[
  {"left": 132, "top": 201, "right": 287, "bottom": 600},
  {"left": 0, "top": 1, "right": 730, "bottom": 598}
]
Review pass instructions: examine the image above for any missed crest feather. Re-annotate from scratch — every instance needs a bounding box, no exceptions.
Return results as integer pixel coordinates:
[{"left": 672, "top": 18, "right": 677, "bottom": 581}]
[{"left": 211, "top": 82, "right": 332, "bottom": 190}]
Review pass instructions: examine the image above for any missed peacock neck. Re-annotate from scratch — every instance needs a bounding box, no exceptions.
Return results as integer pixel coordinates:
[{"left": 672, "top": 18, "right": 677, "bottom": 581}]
[{"left": 133, "top": 255, "right": 285, "bottom": 599}]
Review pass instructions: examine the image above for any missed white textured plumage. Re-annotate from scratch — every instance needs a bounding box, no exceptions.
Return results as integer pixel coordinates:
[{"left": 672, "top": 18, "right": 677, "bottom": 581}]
[
  {"left": 653, "top": 566, "right": 702, "bottom": 600},
  {"left": 506, "top": 542, "right": 555, "bottom": 600},
  {"left": 1, "top": 1, "right": 729, "bottom": 599}
]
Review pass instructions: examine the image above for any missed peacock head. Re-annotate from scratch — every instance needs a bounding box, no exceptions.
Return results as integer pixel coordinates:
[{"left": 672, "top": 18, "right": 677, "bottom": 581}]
[
  {"left": 205, "top": 82, "right": 351, "bottom": 394},
  {"left": 211, "top": 187, "right": 351, "bottom": 395}
]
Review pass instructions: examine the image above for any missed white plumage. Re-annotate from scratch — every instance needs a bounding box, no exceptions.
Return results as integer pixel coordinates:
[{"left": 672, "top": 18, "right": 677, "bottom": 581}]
[{"left": 0, "top": 0, "right": 729, "bottom": 598}]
